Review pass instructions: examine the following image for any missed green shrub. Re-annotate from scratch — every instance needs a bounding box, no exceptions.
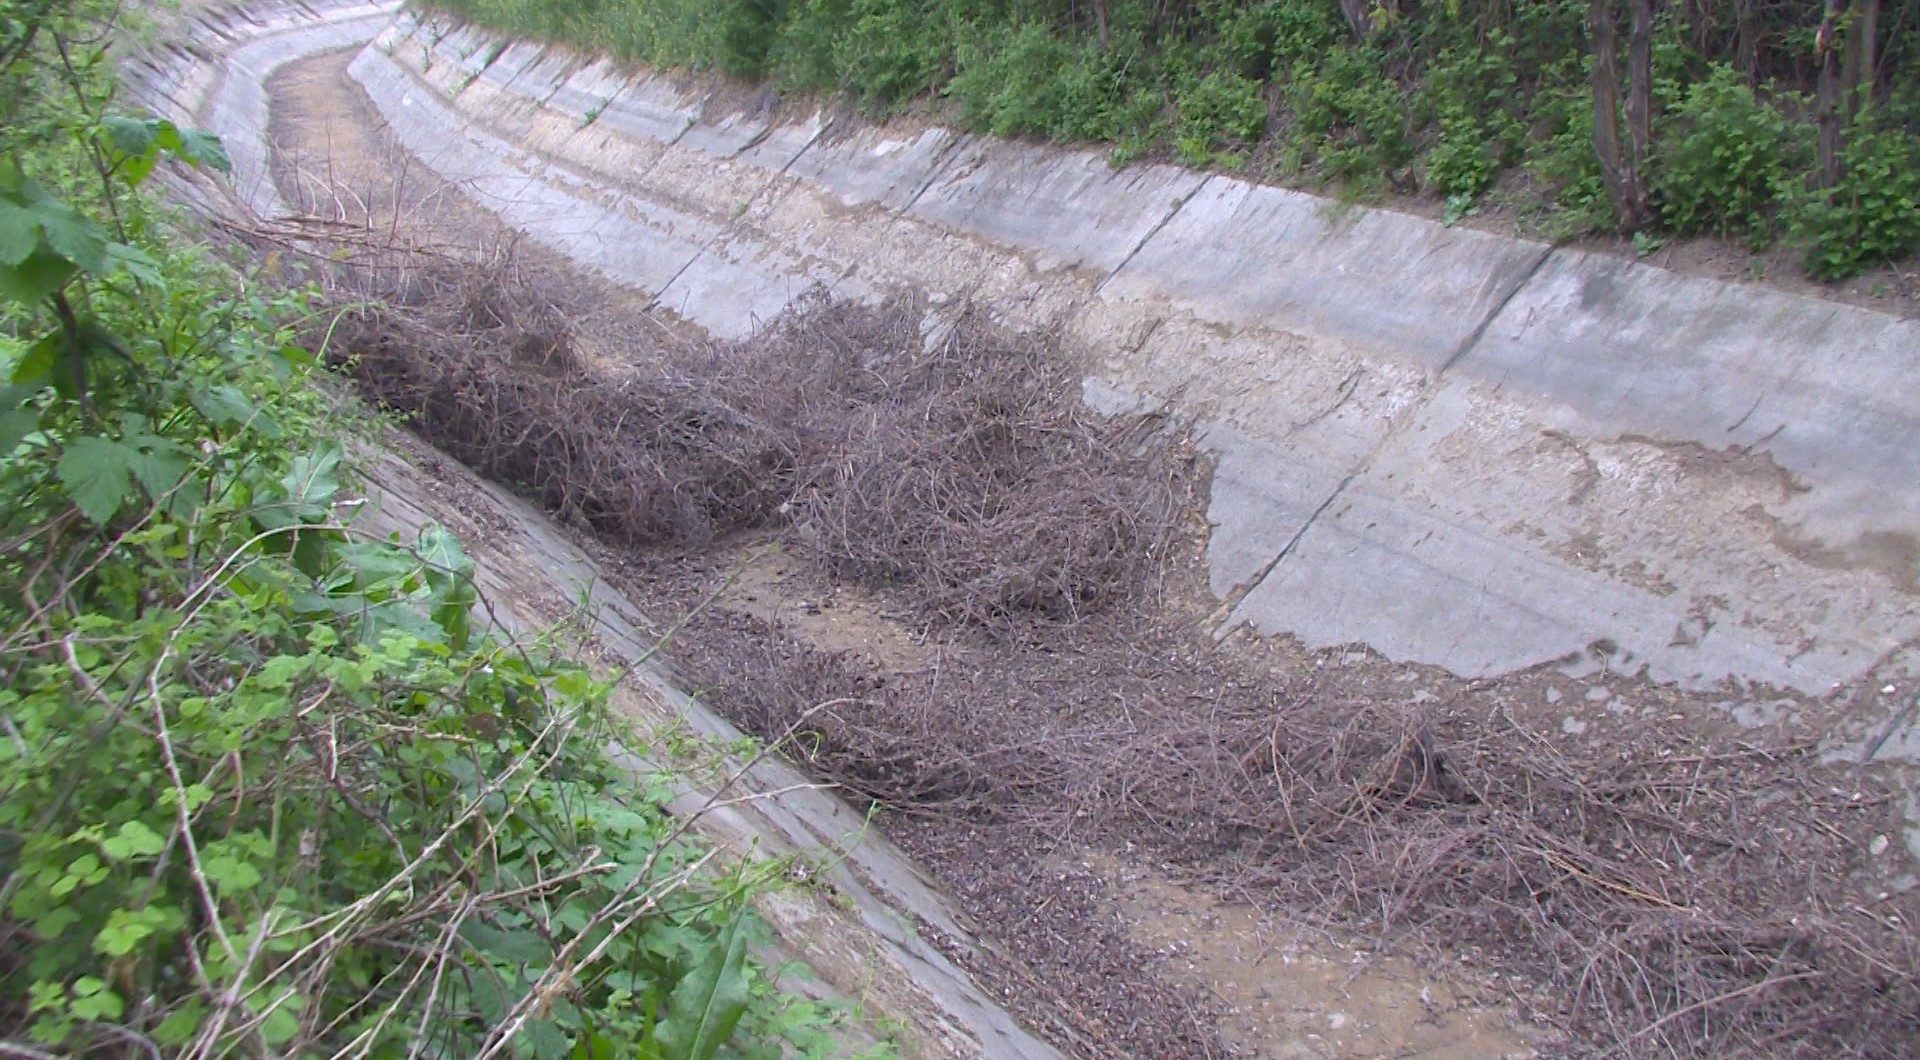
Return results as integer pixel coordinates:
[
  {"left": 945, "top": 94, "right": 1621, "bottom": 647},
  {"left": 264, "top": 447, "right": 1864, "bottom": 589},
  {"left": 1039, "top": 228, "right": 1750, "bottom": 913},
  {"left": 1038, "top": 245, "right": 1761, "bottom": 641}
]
[
  {"left": 819, "top": 0, "right": 942, "bottom": 104},
  {"left": 946, "top": 23, "right": 1146, "bottom": 143},
  {"left": 1285, "top": 45, "right": 1411, "bottom": 189},
  {"left": 1654, "top": 64, "right": 1799, "bottom": 246},
  {"left": 1174, "top": 70, "right": 1265, "bottom": 166},
  {"left": 0, "top": 3, "right": 861, "bottom": 1055},
  {"left": 1425, "top": 114, "right": 1499, "bottom": 199},
  {"left": 1417, "top": 36, "right": 1524, "bottom": 201},
  {"left": 1796, "top": 113, "right": 1920, "bottom": 280},
  {"left": 1201, "top": 0, "right": 1345, "bottom": 81}
]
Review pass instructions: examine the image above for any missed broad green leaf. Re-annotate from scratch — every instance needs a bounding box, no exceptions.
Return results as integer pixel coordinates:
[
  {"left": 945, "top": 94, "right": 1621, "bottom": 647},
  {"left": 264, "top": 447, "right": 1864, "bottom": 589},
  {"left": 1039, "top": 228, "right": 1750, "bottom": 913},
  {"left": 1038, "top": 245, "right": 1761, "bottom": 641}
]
[
  {"left": 282, "top": 441, "right": 343, "bottom": 516},
  {"left": 69, "top": 978, "right": 123, "bottom": 1021},
  {"left": 127, "top": 439, "right": 192, "bottom": 498},
  {"left": 105, "top": 241, "right": 165, "bottom": 288},
  {"left": 55, "top": 436, "right": 134, "bottom": 525},
  {"left": 652, "top": 908, "right": 753, "bottom": 1060},
  {"left": 23, "top": 195, "right": 108, "bottom": 275},
  {"left": 458, "top": 920, "right": 554, "bottom": 967},
  {"left": 92, "top": 906, "right": 168, "bottom": 956},
  {"left": 0, "top": 408, "right": 37, "bottom": 456},
  {"left": 0, "top": 198, "right": 35, "bottom": 264},
  {"left": 0, "top": 248, "right": 74, "bottom": 303},
  {"left": 190, "top": 384, "right": 259, "bottom": 429},
  {"left": 101, "top": 115, "right": 160, "bottom": 158},
  {"left": 257, "top": 993, "right": 301, "bottom": 1046},
  {"left": 177, "top": 128, "right": 232, "bottom": 172},
  {"left": 8, "top": 334, "right": 59, "bottom": 385},
  {"left": 100, "top": 819, "right": 166, "bottom": 861}
]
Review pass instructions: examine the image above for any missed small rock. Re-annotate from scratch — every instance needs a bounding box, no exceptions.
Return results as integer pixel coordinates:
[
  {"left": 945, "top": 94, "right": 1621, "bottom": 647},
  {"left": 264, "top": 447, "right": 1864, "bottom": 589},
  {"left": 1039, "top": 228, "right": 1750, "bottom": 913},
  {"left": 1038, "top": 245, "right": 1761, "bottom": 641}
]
[
  {"left": 1562, "top": 717, "right": 1589, "bottom": 735},
  {"left": 1871, "top": 834, "right": 1891, "bottom": 857}
]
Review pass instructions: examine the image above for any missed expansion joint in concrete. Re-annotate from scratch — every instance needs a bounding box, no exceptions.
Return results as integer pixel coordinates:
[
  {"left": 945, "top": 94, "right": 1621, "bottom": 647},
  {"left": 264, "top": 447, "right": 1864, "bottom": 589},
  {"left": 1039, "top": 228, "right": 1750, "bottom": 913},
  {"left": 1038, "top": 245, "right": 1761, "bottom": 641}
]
[
  {"left": 1208, "top": 241, "right": 1555, "bottom": 641},
  {"left": 1095, "top": 175, "right": 1208, "bottom": 297},
  {"left": 1205, "top": 469, "right": 1357, "bottom": 639},
  {"left": 894, "top": 133, "right": 974, "bottom": 218},
  {"left": 1433, "top": 241, "right": 1555, "bottom": 379}
]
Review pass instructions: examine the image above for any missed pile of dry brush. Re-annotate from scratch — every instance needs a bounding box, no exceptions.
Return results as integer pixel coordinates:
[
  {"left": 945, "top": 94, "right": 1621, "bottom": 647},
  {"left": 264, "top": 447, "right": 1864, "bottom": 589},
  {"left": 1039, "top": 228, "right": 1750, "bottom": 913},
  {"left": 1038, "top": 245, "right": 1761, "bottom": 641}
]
[
  {"left": 322, "top": 245, "right": 1186, "bottom": 630},
  {"left": 675, "top": 612, "right": 1920, "bottom": 1060},
  {"left": 301, "top": 236, "right": 1920, "bottom": 1060}
]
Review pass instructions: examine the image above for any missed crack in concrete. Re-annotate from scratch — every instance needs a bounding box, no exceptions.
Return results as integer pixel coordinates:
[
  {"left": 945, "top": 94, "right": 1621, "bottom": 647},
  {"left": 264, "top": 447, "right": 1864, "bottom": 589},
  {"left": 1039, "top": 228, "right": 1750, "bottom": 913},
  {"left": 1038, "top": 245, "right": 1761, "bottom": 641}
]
[
  {"left": 1094, "top": 174, "right": 1208, "bottom": 297},
  {"left": 1210, "top": 241, "right": 1561, "bottom": 639},
  {"left": 894, "top": 132, "right": 973, "bottom": 218}
]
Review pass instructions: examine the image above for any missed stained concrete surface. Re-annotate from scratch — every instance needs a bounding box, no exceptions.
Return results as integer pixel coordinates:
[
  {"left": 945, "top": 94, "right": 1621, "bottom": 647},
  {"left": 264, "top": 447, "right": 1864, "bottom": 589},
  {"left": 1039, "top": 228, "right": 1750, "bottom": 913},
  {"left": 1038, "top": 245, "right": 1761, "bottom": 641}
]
[
  {"left": 339, "top": 14, "right": 1920, "bottom": 717},
  {"left": 137, "top": 0, "right": 1920, "bottom": 771}
]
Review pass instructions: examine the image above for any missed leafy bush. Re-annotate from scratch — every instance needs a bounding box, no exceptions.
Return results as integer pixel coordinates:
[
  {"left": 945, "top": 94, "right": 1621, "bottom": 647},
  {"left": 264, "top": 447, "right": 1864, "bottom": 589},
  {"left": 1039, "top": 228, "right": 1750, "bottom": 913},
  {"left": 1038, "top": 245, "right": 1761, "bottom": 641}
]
[
  {"left": 0, "top": 3, "right": 857, "bottom": 1056},
  {"left": 1426, "top": 114, "right": 1500, "bottom": 200},
  {"left": 1797, "top": 111, "right": 1920, "bottom": 280},
  {"left": 946, "top": 23, "right": 1143, "bottom": 143},
  {"left": 1285, "top": 45, "right": 1411, "bottom": 189},
  {"left": 1174, "top": 70, "right": 1265, "bottom": 166},
  {"left": 1655, "top": 64, "right": 1800, "bottom": 246},
  {"left": 1418, "top": 38, "right": 1523, "bottom": 201}
]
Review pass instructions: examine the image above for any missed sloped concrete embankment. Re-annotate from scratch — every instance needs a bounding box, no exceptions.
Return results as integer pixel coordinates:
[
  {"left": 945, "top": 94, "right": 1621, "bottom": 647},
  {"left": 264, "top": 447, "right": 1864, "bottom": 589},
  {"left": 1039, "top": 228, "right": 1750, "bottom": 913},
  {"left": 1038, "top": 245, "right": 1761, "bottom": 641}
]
[
  {"left": 119, "top": 6, "right": 1064, "bottom": 1058},
  {"left": 346, "top": 13, "right": 1920, "bottom": 732}
]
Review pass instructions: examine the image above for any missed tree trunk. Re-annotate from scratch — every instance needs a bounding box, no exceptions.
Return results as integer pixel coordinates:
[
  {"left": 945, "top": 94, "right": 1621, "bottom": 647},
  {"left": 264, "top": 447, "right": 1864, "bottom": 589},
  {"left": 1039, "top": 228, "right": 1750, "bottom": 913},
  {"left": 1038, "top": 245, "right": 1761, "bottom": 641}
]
[
  {"left": 1589, "top": 0, "right": 1654, "bottom": 229},
  {"left": 1337, "top": 0, "right": 1372, "bottom": 38},
  {"left": 1815, "top": 0, "right": 1849, "bottom": 187},
  {"left": 1840, "top": 0, "right": 1879, "bottom": 111},
  {"left": 1626, "top": 0, "right": 1655, "bottom": 201},
  {"left": 1735, "top": 0, "right": 1759, "bottom": 83},
  {"left": 1092, "top": 0, "right": 1110, "bottom": 51}
]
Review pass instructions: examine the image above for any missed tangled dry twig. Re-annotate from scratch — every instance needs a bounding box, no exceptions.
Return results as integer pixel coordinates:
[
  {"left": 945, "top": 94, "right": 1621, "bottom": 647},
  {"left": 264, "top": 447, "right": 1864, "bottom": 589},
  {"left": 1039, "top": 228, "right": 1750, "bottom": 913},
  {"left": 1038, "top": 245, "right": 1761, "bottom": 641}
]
[{"left": 274, "top": 216, "right": 1920, "bottom": 1060}]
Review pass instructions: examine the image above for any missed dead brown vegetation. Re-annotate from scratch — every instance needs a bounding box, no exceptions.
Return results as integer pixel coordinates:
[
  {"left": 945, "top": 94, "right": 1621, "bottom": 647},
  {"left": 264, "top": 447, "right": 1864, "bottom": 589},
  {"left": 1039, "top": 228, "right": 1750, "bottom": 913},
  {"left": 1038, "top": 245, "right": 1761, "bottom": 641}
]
[
  {"left": 283, "top": 229, "right": 1920, "bottom": 1060},
  {"left": 315, "top": 244, "right": 1184, "bottom": 631}
]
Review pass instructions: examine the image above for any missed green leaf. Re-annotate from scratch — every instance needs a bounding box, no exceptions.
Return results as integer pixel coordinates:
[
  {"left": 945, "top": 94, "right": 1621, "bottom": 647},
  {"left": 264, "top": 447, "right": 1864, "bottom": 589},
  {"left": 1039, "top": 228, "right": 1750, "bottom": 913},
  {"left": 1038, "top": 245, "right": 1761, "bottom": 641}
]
[
  {"left": 458, "top": 920, "right": 553, "bottom": 967},
  {"left": 651, "top": 908, "right": 753, "bottom": 1060},
  {"left": 190, "top": 384, "right": 259, "bottom": 429},
  {"left": 126, "top": 437, "right": 192, "bottom": 498},
  {"left": 282, "top": 441, "right": 343, "bottom": 516},
  {"left": 9, "top": 333, "right": 59, "bottom": 385},
  {"left": 257, "top": 992, "right": 301, "bottom": 1046},
  {"left": 93, "top": 906, "right": 170, "bottom": 957},
  {"left": 0, "top": 198, "right": 36, "bottom": 264},
  {"left": 57, "top": 436, "right": 134, "bottom": 525},
  {"left": 25, "top": 197, "right": 108, "bottom": 275},
  {"left": 0, "top": 407, "right": 37, "bottom": 456},
  {"left": 0, "top": 247, "right": 75, "bottom": 303},
  {"left": 69, "top": 977, "right": 123, "bottom": 1021},
  {"left": 101, "top": 115, "right": 160, "bottom": 158},
  {"left": 100, "top": 819, "right": 166, "bottom": 861},
  {"left": 177, "top": 129, "right": 232, "bottom": 173},
  {"left": 106, "top": 242, "right": 165, "bottom": 288}
]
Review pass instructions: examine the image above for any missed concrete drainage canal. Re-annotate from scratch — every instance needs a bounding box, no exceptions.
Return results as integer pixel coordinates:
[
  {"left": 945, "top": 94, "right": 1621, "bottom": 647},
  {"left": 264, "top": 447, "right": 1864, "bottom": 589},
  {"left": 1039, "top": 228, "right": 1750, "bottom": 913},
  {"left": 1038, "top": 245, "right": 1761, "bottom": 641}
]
[{"left": 129, "top": 3, "right": 1920, "bottom": 1057}]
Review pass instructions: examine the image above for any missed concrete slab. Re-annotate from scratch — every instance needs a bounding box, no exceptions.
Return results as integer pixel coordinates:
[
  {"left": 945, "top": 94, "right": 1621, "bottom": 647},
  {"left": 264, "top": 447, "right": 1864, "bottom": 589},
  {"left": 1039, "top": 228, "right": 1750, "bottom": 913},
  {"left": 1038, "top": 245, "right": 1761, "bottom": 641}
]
[
  {"left": 784, "top": 125, "right": 967, "bottom": 211},
  {"left": 350, "top": 49, "right": 712, "bottom": 294},
  {"left": 655, "top": 229, "right": 866, "bottom": 339},
  {"left": 1460, "top": 249, "right": 1920, "bottom": 547},
  {"left": 1227, "top": 375, "right": 1920, "bottom": 693},
  {"left": 1103, "top": 177, "right": 1549, "bottom": 367},
  {"left": 576, "top": 71, "right": 703, "bottom": 146},
  {"left": 906, "top": 140, "right": 1205, "bottom": 274}
]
